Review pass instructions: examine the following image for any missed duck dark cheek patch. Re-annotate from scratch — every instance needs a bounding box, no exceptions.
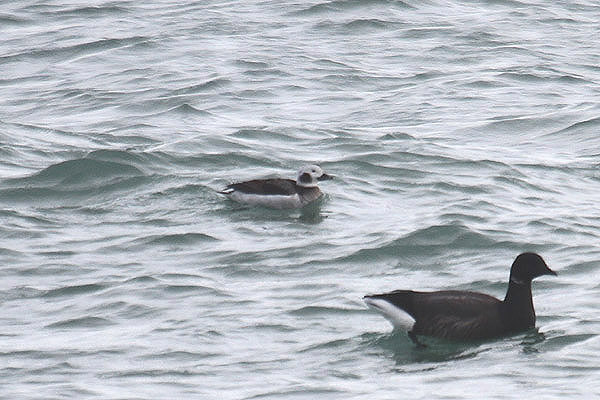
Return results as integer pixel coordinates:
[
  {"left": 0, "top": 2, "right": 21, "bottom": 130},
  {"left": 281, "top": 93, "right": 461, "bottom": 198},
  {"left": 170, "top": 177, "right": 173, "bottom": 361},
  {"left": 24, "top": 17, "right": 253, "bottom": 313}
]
[{"left": 299, "top": 172, "right": 311, "bottom": 184}]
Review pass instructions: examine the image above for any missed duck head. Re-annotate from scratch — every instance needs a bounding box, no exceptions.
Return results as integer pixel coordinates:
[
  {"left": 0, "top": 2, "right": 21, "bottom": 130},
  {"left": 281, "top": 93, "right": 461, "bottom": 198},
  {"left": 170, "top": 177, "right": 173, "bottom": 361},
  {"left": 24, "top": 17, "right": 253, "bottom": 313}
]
[{"left": 296, "top": 165, "right": 333, "bottom": 187}]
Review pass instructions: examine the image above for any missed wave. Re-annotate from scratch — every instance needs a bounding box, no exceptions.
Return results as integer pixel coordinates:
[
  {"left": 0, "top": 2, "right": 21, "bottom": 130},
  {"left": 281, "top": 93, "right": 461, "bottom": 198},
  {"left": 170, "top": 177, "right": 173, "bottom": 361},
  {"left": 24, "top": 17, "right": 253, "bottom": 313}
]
[
  {"left": 288, "top": 305, "right": 366, "bottom": 316},
  {"left": 550, "top": 116, "right": 600, "bottom": 137},
  {"left": 0, "top": 36, "right": 150, "bottom": 65},
  {"left": 42, "top": 283, "right": 107, "bottom": 298},
  {"left": 46, "top": 316, "right": 115, "bottom": 329},
  {"left": 171, "top": 78, "right": 232, "bottom": 95},
  {"left": 334, "top": 224, "right": 518, "bottom": 264},
  {"left": 0, "top": 152, "right": 151, "bottom": 202},
  {"left": 24, "top": 158, "right": 142, "bottom": 185},
  {"left": 46, "top": 5, "right": 131, "bottom": 18},
  {"left": 0, "top": 14, "right": 31, "bottom": 25},
  {"left": 292, "top": 0, "right": 413, "bottom": 15},
  {"left": 136, "top": 232, "right": 219, "bottom": 247}
]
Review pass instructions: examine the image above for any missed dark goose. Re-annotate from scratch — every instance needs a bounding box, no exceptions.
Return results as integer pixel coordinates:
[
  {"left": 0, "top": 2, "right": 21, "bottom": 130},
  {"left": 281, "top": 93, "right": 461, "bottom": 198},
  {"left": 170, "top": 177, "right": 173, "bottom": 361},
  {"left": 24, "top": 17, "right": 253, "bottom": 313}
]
[
  {"left": 220, "top": 165, "right": 332, "bottom": 209},
  {"left": 364, "top": 253, "right": 556, "bottom": 346}
]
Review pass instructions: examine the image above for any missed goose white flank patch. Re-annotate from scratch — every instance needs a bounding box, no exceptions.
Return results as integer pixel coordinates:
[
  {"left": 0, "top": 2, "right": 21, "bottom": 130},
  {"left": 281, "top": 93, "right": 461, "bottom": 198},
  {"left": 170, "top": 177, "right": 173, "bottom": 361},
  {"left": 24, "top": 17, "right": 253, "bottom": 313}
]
[
  {"left": 364, "top": 252, "right": 557, "bottom": 346},
  {"left": 220, "top": 165, "right": 333, "bottom": 209}
]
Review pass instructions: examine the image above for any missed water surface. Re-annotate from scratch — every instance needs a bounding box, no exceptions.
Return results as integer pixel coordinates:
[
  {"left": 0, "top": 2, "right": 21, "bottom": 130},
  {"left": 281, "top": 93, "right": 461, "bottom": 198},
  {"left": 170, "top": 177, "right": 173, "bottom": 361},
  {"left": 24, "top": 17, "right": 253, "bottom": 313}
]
[{"left": 1, "top": 0, "right": 599, "bottom": 398}]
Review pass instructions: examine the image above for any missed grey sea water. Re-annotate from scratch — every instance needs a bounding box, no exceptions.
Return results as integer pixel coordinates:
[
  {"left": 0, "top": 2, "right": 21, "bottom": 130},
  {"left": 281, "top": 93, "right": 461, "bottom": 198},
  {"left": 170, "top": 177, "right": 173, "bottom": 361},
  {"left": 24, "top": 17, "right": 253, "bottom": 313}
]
[{"left": 1, "top": 0, "right": 599, "bottom": 398}]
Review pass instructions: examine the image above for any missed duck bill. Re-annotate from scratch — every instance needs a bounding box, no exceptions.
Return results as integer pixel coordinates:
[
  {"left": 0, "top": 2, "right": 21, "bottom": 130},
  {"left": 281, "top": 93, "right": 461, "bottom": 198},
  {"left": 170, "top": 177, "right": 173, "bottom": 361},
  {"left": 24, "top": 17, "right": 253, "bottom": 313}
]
[
  {"left": 317, "top": 173, "right": 333, "bottom": 181},
  {"left": 546, "top": 267, "right": 557, "bottom": 276}
]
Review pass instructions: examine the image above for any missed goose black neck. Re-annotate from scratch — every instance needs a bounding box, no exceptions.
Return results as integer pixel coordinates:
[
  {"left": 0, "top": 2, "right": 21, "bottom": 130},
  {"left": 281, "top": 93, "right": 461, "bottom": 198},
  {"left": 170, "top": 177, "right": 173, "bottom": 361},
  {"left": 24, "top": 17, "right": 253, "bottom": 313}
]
[
  {"left": 504, "top": 278, "right": 533, "bottom": 305},
  {"left": 502, "top": 278, "right": 535, "bottom": 330}
]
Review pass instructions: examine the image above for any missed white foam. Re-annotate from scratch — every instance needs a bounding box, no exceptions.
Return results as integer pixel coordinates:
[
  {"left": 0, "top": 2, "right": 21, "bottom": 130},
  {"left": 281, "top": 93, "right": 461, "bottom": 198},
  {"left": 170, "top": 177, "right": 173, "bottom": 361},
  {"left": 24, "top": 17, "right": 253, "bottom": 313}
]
[{"left": 364, "top": 297, "right": 415, "bottom": 332}]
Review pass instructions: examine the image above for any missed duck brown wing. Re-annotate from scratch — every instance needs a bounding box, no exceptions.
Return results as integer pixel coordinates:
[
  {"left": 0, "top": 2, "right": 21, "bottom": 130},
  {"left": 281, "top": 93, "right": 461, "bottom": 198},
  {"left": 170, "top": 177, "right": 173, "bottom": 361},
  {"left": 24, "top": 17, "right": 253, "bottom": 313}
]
[{"left": 227, "top": 179, "right": 297, "bottom": 195}]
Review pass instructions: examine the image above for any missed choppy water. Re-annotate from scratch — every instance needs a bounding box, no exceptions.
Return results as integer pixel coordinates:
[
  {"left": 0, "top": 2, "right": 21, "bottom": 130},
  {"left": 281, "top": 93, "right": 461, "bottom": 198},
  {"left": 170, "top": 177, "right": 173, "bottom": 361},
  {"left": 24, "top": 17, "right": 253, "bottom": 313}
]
[{"left": 1, "top": 0, "right": 600, "bottom": 398}]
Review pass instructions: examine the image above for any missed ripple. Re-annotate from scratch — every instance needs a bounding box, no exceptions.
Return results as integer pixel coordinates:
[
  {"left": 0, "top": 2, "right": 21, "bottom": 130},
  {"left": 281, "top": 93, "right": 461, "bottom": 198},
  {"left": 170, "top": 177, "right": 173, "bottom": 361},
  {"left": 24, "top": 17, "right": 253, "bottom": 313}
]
[
  {"left": 159, "top": 284, "right": 227, "bottom": 296},
  {"left": 0, "top": 286, "right": 44, "bottom": 302},
  {"left": 335, "top": 224, "right": 515, "bottom": 263},
  {"left": 18, "top": 158, "right": 142, "bottom": 185},
  {"left": 101, "top": 368, "right": 198, "bottom": 378},
  {"left": 46, "top": 316, "right": 115, "bottom": 329},
  {"left": 139, "top": 350, "right": 220, "bottom": 361},
  {"left": 171, "top": 78, "right": 232, "bottom": 95},
  {"left": 165, "top": 103, "right": 213, "bottom": 116},
  {"left": 43, "top": 283, "right": 107, "bottom": 298},
  {"left": 0, "top": 36, "right": 150, "bottom": 65},
  {"left": 292, "top": 0, "right": 412, "bottom": 15},
  {"left": 288, "top": 305, "right": 365, "bottom": 317},
  {"left": 43, "top": 5, "right": 131, "bottom": 17},
  {"left": 0, "top": 14, "right": 31, "bottom": 25},
  {"left": 540, "top": 333, "right": 597, "bottom": 351},
  {"left": 140, "top": 232, "right": 219, "bottom": 246}
]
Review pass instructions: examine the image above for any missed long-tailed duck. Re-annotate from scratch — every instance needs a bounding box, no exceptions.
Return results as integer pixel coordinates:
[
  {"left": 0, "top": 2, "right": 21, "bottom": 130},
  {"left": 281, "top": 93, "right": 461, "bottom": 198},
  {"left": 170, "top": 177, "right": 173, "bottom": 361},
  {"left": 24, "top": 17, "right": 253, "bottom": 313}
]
[{"left": 220, "top": 165, "right": 333, "bottom": 209}]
